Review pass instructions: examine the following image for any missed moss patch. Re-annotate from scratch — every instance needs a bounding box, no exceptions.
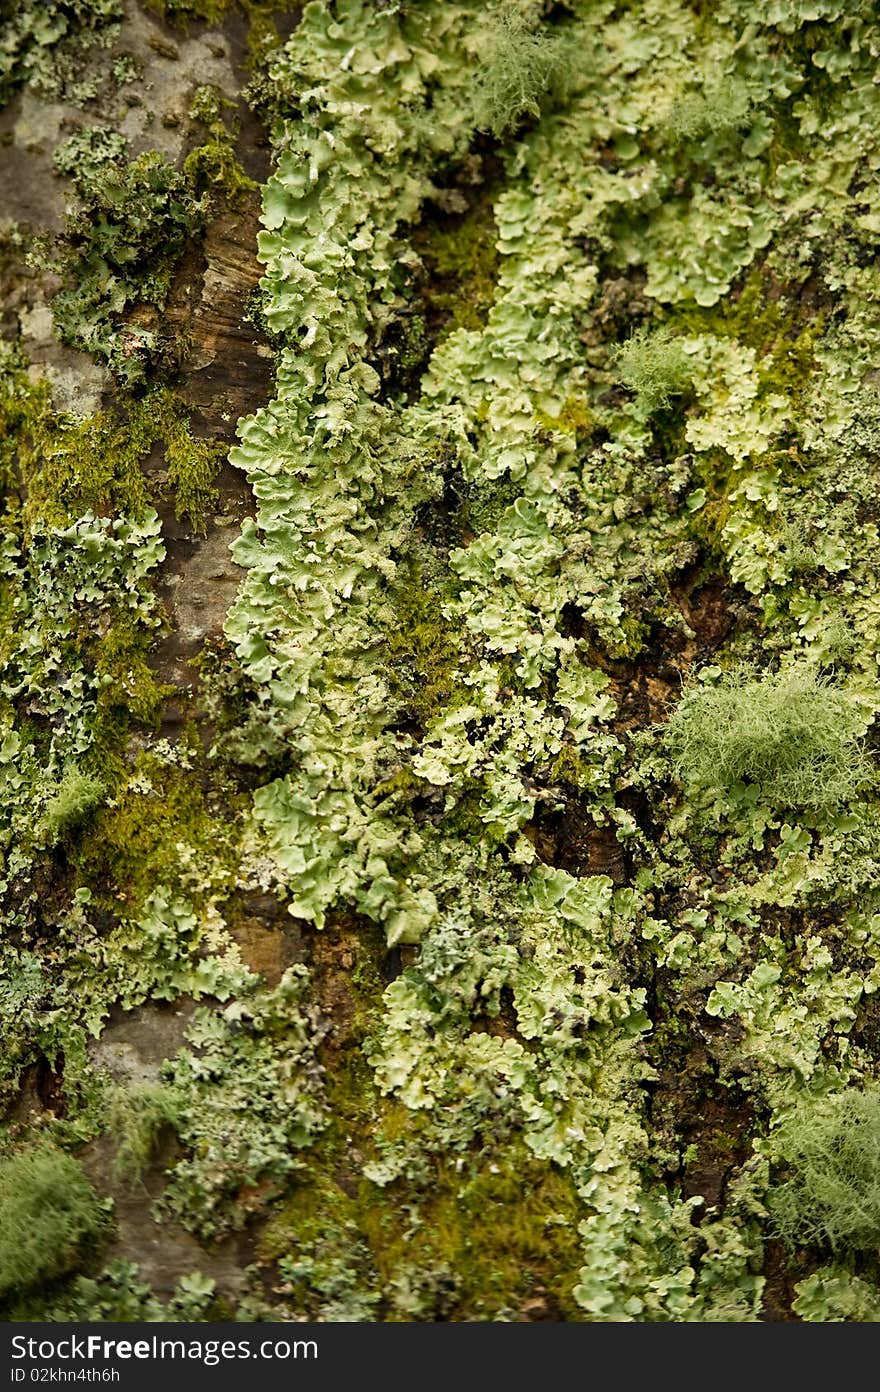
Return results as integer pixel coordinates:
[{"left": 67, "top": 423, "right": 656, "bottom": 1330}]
[{"left": 72, "top": 745, "right": 242, "bottom": 912}]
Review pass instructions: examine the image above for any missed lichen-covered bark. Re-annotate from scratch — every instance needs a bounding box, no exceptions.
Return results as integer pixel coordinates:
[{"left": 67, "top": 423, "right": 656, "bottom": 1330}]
[{"left": 4, "top": 0, "right": 880, "bottom": 1323}]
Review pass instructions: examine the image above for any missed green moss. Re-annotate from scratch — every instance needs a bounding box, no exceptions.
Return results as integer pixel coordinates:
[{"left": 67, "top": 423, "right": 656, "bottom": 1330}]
[
  {"left": 145, "top": 0, "right": 287, "bottom": 53},
  {"left": 9, "top": 384, "right": 223, "bottom": 536},
  {"left": 151, "top": 389, "right": 226, "bottom": 534},
  {"left": 603, "top": 612, "right": 652, "bottom": 661},
  {"left": 20, "top": 407, "right": 151, "bottom": 533},
  {"left": 534, "top": 397, "right": 595, "bottom": 439},
  {"left": 688, "top": 461, "right": 734, "bottom": 552},
  {"left": 72, "top": 746, "right": 240, "bottom": 911},
  {"left": 263, "top": 1139, "right": 585, "bottom": 1320},
  {"left": 674, "top": 267, "right": 820, "bottom": 406},
  {"left": 258, "top": 907, "right": 587, "bottom": 1319},
  {"left": 414, "top": 198, "right": 500, "bottom": 337},
  {"left": 145, "top": 0, "right": 235, "bottom": 21},
  {"left": 385, "top": 563, "right": 462, "bottom": 729},
  {"left": 0, "top": 342, "right": 48, "bottom": 496},
  {"left": 184, "top": 86, "right": 259, "bottom": 202},
  {"left": 0, "top": 1143, "right": 108, "bottom": 1300},
  {"left": 90, "top": 628, "right": 170, "bottom": 781},
  {"left": 371, "top": 1152, "right": 584, "bottom": 1319},
  {"left": 548, "top": 743, "right": 604, "bottom": 793},
  {"left": 255, "top": 952, "right": 396, "bottom": 1312}
]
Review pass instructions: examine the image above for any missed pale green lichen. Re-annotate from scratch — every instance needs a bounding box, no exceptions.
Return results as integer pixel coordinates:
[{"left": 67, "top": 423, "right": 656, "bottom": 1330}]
[
  {"left": 50, "top": 147, "right": 207, "bottom": 383},
  {"left": 0, "top": 0, "right": 121, "bottom": 105},
  {"left": 215, "top": 0, "right": 880, "bottom": 1319},
  {"left": 157, "top": 968, "right": 327, "bottom": 1239}
]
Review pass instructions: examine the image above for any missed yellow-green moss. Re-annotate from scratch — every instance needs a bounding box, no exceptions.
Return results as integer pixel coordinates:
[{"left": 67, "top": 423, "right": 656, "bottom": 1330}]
[
  {"left": 10, "top": 385, "right": 224, "bottom": 536},
  {"left": 21, "top": 409, "right": 151, "bottom": 533},
  {"left": 602, "top": 612, "right": 652, "bottom": 661},
  {"left": 262, "top": 1140, "right": 585, "bottom": 1321},
  {"left": 414, "top": 196, "right": 500, "bottom": 338},
  {"left": 89, "top": 629, "right": 171, "bottom": 783},
  {"left": 675, "top": 266, "right": 820, "bottom": 406},
  {"left": 152, "top": 390, "right": 226, "bottom": 534},
  {"left": 548, "top": 743, "right": 604, "bottom": 792},
  {"left": 385, "top": 565, "right": 462, "bottom": 729},
  {"left": 147, "top": 0, "right": 289, "bottom": 62},
  {"left": 377, "top": 1153, "right": 585, "bottom": 1320},
  {"left": 0, "top": 349, "right": 49, "bottom": 497},
  {"left": 72, "top": 744, "right": 242, "bottom": 911},
  {"left": 257, "top": 903, "right": 586, "bottom": 1320},
  {"left": 535, "top": 396, "right": 595, "bottom": 439},
  {"left": 185, "top": 86, "right": 258, "bottom": 202}
]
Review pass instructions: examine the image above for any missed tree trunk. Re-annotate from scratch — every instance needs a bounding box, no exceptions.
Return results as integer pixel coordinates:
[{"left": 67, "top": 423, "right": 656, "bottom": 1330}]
[{"left": 1, "top": 0, "right": 879, "bottom": 1325}]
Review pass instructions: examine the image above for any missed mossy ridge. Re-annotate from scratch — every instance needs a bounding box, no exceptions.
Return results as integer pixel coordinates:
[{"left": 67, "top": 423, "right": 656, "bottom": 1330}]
[
  {"left": 671, "top": 266, "right": 821, "bottom": 406},
  {"left": 213, "top": 0, "right": 880, "bottom": 1320},
  {"left": 0, "top": 368, "right": 227, "bottom": 903},
  {"left": 257, "top": 910, "right": 588, "bottom": 1320},
  {"left": 384, "top": 558, "right": 465, "bottom": 731},
  {"left": 184, "top": 84, "right": 260, "bottom": 204}
]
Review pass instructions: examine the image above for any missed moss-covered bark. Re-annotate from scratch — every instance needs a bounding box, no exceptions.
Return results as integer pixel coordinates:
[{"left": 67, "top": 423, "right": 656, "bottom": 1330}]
[{"left": 5, "top": 0, "right": 880, "bottom": 1323}]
